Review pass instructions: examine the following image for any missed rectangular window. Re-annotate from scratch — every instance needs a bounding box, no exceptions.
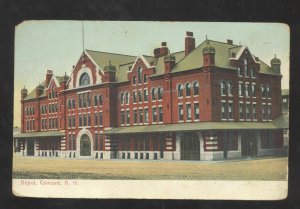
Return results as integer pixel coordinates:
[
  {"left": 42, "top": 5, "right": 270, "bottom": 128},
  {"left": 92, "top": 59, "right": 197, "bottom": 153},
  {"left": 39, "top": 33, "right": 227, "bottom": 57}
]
[
  {"left": 68, "top": 100, "right": 71, "bottom": 109},
  {"left": 83, "top": 114, "right": 87, "bottom": 126},
  {"left": 253, "top": 104, "right": 257, "bottom": 120},
  {"left": 126, "top": 110, "right": 130, "bottom": 124},
  {"left": 95, "top": 113, "right": 98, "bottom": 126},
  {"left": 262, "top": 104, "right": 267, "bottom": 120},
  {"left": 239, "top": 83, "right": 243, "bottom": 96},
  {"left": 251, "top": 68, "right": 255, "bottom": 78},
  {"left": 133, "top": 91, "right": 137, "bottom": 103},
  {"left": 152, "top": 107, "right": 157, "bottom": 123},
  {"left": 245, "top": 83, "right": 249, "bottom": 97},
  {"left": 72, "top": 115, "right": 75, "bottom": 127},
  {"left": 99, "top": 112, "right": 103, "bottom": 126},
  {"left": 221, "top": 102, "right": 227, "bottom": 119},
  {"left": 158, "top": 107, "right": 163, "bottom": 122},
  {"left": 87, "top": 93, "right": 90, "bottom": 107},
  {"left": 139, "top": 109, "right": 143, "bottom": 124},
  {"left": 228, "top": 102, "right": 233, "bottom": 119},
  {"left": 94, "top": 95, "right": 98, "bottom": 106},
  {"left": 68, "top": 116, "right": 71, "bottom": 128},
  {"left": 121, "top": 111, "right": 125, "bottom": 125},
  {"left": 267, "top": 105, "right": 271, "bottom": 120},
  {"left": 144, "top": 89, "right": 148, "bottom": 101},
  {"left": 252, "top": 83, "right": 256, "bottom": 97},
  {"left": 79, "top": 114, "right": 82, "bottom": 126},
  {"left": 88, "top": 113, "right": 91, "bottom": 126},
  {"left": 194, "top": 103, "right": 199, "bottom": 120},
  {"left": 78, "top": 94, "right": 82, "bottom": 108},
  {"left": 144, "top": 108, "right": 149, "bottom": 123},
  {"left": 178, "top": 105, "right": 184, "bottom": 121},
  {"left": 133, "top": 109, "right": 138, "bottom": 124},
  {"left": 138, "top": 91, "right": 142, "bottom": 103},
  {"left": 239, "top": 103, "right": 244, "bottom": 120},
  {"left": 246, "top": 104, "right": 251, "bottom": 120},
  {"left": 186, "top": 104, "right": 191, "bottom": 120}
]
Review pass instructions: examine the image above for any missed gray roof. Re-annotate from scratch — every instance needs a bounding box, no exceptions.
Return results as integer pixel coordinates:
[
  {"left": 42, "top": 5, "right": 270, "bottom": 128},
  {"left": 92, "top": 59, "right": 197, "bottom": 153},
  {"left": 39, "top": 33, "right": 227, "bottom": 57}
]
[
  {"left": 104, "top": 120, "right": 284, "bottom": 135},
  {"left": 272, "top": 113, "right": 289, "bottom": 129},
  {"left": 14, "top": 130, "right": 65, "bottom": 138},
  {"left": 282, "top": 89, "right": 289, "bottom": 96}
]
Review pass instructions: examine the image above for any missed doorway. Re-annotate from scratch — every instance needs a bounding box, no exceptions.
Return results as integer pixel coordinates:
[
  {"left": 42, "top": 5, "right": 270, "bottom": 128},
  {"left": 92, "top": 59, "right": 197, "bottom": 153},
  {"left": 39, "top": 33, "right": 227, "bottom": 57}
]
[
  {"left": 180, "top": 132, "right": 200, "bottom": 160},
  {"left": 80, "top": 134, "right": 91, "bottom": 156},
  {"left": 241, "top": 132, "right": 257, "bottom": 156},
  {"left": 27, "top": 139, "right": 35, "bottom": 156}
]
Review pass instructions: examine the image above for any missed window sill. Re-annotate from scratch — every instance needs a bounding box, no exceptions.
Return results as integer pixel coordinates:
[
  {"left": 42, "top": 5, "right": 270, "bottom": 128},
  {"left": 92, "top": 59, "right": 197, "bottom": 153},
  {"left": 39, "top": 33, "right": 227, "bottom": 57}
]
[
  {"left": 194, "top": 119, "right": 200, "bottom": 122},
  {"left": 239, "top": 119, "right": 245, "bottom": 121},
  {"left": 228, "top": 119, "right": 234, "bottom": 121},
  {"left": 178, "top": 120, "right": 184, "bottom": 123}
]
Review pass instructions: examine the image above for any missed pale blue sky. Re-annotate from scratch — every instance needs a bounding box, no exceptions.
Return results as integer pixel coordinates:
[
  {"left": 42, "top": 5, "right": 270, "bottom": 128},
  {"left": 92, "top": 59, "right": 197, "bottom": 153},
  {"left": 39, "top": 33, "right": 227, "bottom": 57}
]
[{"left": 14, "top": 21, "right": 290, "bottom": 126}]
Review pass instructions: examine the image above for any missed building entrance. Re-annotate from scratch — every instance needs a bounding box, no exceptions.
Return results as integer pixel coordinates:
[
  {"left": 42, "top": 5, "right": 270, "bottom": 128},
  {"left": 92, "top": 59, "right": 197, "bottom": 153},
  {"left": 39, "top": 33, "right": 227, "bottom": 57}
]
[
  {"left": 27, "top": 139, "right": 35, "bottom": 156},
  {"left": 241, "top": 132, "right": 257, "bottom": 156},
  {"left": 180, "top": 132, "right": 200, "bottom": 160},
  {"left": 80, "top": 134, "right": 91, "bottom": 156}
]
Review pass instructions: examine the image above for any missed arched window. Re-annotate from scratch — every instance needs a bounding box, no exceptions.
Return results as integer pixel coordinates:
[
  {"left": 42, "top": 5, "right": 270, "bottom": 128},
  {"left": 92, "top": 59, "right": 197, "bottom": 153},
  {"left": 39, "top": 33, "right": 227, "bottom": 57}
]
[
  {"left": 221, "top": 80, "right": 226, "bottom": 96},
  {"left": 227, "top": 81, "right": 233, "bottom": 96},
  {"left": 178, "top": 84, "right": 183, "bottom": 97},
  {"left": 137, "top": 67, "right": 142, "bottom": 83},
  {"left": 120, "top": 93, "right": 124, "bottom": 104},
  {"left": 152, "top": 88, "right": 156, "bottom": 101},
  {"left": 143, "top": 74, "right": 147, "bottom": 83},
  {"left": 244, "top": 59, "right": 248, "bottom": 76},
  {"left": 79, "top": 73, "right": 90, "bottom": 86},
  {"left": 157, "top": 87, "right": 163, "bottom": 100},
  {"left": 125, "top": 92, "right": 130, "bottom": 104},
  {"left": 185, "top": 83, "right": 191, "bottom": 97},
  {"left": 193, "top": 81, "right": 199, "bottom": 96},
  {"left": 132, "top": 76, "right": 136, "bottom": 85}
]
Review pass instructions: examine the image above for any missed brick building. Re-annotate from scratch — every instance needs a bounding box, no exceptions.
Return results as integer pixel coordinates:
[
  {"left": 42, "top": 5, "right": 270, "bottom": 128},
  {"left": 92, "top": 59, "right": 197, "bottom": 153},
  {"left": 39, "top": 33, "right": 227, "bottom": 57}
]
[{"left": 14, "top": 32, "right": 287, "bottom": 160}]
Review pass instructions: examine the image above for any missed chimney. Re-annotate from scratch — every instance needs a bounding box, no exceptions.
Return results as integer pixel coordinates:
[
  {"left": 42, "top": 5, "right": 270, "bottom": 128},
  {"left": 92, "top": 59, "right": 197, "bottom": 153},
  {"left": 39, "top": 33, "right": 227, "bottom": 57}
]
[
  {"left": 35, "top": 84, "right": 44, "bottom": 98},
  {"left": 153, "top": 42, "right": 169, "bottom": 58},
  {"left": 104, "top": 61, "right": 116, "bottom": 82},
  {"left": 185, "top": 31, "right": 195, "bottom": 55},
  {"left": 21, "top": 86, "right": 28, "bottom": 100},
  {"left": 46, "top": 70, "right": 53, "bottom": 88},
  {"left": 164, "top": 54, "right": 176, "bottom": 74},
  {"left": 227, "top": 39, "right": 233, "bottom": 45}
]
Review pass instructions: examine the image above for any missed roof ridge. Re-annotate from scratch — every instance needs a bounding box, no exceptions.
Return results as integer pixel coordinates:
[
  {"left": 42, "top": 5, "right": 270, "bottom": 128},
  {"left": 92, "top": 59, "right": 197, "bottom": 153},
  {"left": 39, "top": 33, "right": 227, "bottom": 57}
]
[{"left": 86, "top": 49, "right": 137, "bottom": 58}]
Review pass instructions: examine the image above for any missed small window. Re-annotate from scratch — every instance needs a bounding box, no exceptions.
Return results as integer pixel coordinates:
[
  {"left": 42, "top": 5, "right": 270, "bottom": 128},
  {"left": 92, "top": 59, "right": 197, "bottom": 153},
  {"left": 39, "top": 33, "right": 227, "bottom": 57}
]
[
  {"left": 157, "top": 87, "right": 163, "bottom": 100},
  {"left": 94, "top": 95, "right": 98, "bottom": 106},
  {"left": 144, "top": 89, "right": 148, "bottom": 101},
  {"left": 125, "top": 92, "right": 130, "bottom": 104},
  {"left": 120, "top": 93, "right": 124, "bottom": 104},
  {"left": 143, "top": 74, "right": 147, "bottom": 83},
  {"left": 186, "top": 104, "right": 191, "bottom": 120},
  {"left": 152, "top": 88, "right": 156, "bottom": 101},
  {"left": 178, "top": 84, "right": 183, "bottom": 97},
  {"left": 227, "top": 81, "right": 233, "bottom": 96},
  {"left": 221, "top": 81, "right": 226, "bottom": 96},
  {"left": 193, "top": 82, "right": 199, "bottom": 96},
  {"left": 178, "top": 105, "right": 184, "bottom": 121},
  {"left": 132, "top": 76, "right": 136, "bottom": 84},
  {"left": 99, "top": 95, "right": 103, "bottom": 105},
  {"left": 185, "top": 83, "right": 191, "bottom": 97},
  {"left": 194, "top": 103, "right": 199, "bottom": 119},
  {"left": 244, "top": 59, "right": 248, "bottom": 77}
]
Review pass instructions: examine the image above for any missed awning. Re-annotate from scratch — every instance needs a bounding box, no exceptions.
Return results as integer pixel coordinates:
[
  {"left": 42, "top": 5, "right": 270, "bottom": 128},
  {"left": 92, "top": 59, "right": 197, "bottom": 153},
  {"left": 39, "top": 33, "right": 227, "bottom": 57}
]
[
  {"left": 272, "top": 113, "right": 289, "bottom": 129},
  {"left": 104, "top": 121, "right": 283, "bottom": 135},
  {"left": 14, "top": 131, "right": 65, "bottom": 138}
]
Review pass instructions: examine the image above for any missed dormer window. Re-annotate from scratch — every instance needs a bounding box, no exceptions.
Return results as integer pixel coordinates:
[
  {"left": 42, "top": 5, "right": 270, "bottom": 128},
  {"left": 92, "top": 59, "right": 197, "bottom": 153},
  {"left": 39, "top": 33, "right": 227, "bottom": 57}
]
[
  {"left": 244, "top": 59, "right": 248, "bottom": 77},
  {"left": 232, "top": 53, "right": 236, "bottom": 58},
  {"left": 79, "top": 73, "right": 90, "bottom": 86}
]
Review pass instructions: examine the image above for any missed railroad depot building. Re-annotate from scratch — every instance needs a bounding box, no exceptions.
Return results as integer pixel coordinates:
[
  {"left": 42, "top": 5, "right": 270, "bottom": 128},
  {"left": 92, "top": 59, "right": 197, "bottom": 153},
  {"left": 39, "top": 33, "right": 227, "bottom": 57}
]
[{"left": 14, "top": 32, "right": 288, "bottom": 161}]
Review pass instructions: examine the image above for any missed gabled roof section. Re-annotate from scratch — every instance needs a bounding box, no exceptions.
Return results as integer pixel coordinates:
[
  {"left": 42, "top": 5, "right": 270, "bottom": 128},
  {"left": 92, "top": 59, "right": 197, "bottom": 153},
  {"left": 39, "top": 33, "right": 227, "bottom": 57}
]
[
  {"left": 24, "top": 80, "right": 46, "bottom": 101},
  {"left": 85, "top": 50, "right": 136, "bottom": 71},
  {"left": 229, "top": 45, "right": 260, "bottom": 64}
]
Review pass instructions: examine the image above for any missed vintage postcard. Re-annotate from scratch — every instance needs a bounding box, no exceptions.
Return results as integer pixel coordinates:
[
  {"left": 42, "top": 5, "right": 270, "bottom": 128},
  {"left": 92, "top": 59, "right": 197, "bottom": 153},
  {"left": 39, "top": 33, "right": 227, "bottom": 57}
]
[{"left": 13, "top": 21, "right": 289, "bottom": 199}]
